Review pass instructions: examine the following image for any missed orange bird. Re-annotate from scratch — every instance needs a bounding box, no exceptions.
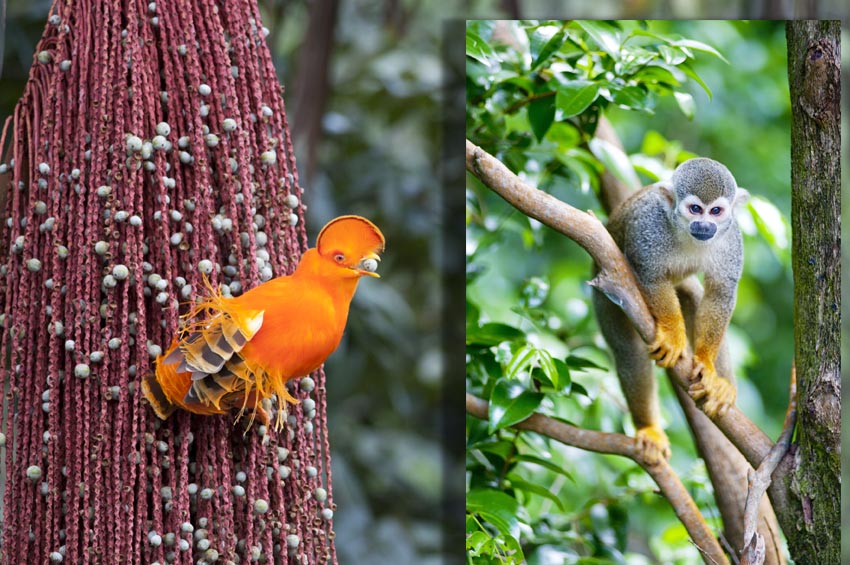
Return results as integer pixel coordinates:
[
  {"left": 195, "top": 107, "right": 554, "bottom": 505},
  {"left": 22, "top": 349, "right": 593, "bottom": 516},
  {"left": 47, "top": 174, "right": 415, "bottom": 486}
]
[{"left": 141, "top": 215, "right": 385, "bottom": 429}]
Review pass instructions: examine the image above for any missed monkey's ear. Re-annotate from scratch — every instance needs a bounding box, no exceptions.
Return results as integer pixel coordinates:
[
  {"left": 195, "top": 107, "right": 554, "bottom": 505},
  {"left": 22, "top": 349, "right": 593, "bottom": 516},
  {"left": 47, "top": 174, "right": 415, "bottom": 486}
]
[
  {"left": 733, "top": 187, "right": 750, "bottom": 210},
  {"left": 656, "top": 181, "right": 675, "bottom": 206}
]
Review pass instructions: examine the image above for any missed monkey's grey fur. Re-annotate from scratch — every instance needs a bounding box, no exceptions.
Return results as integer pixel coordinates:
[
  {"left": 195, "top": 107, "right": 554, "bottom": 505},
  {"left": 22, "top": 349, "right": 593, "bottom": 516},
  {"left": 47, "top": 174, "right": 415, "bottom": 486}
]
[{"left": 592, "top": 157, "right": 749, "bottom": 461}]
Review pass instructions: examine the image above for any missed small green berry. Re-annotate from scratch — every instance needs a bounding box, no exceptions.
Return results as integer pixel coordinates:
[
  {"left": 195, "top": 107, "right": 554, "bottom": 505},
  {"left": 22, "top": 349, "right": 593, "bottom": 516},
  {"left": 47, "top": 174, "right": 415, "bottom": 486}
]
[{"left": 26, "top": 465, "right": 43, "bottom": 481}]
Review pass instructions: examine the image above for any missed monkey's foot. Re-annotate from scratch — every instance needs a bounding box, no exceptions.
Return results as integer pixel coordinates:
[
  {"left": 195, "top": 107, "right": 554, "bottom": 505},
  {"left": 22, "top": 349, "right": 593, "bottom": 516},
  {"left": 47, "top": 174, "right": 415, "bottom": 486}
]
[
  {"left": 634, "top": 425, "right": 671, "bottom": 466},
  {"left": 648, "top": 319, "right": 687, "bottom": 368},
  {"left": 689, "top": 362, "right": 736, "bottom": 417}
]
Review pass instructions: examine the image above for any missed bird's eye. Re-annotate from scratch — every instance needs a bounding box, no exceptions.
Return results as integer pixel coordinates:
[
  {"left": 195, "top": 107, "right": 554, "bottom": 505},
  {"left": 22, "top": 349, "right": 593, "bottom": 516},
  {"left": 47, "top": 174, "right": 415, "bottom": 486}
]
[
  {"left": 334, "top": 253, "right": 345, "bottom": 263},
  {"left": 710, "top": 207, "right": 723, "bottom": 216},
  {"left": 689, "top": 204, "right": 703, "bottom": 214}
]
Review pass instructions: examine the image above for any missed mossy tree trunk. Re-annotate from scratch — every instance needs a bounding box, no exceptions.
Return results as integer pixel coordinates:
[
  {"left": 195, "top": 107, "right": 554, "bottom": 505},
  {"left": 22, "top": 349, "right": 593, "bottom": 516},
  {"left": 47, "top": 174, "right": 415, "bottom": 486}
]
[{"left": 781, "top": 19, "right": 840, "bottom": 565}]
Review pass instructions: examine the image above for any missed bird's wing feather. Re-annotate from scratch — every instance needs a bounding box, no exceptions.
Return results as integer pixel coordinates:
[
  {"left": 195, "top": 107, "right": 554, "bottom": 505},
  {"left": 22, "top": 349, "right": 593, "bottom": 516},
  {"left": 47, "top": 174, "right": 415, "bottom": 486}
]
[
  {"left": 190, "top": 358, "right": 251, "bottom": 409},
  {"left": 159, "top": 281, "right": 266, "bottom": 410},
  {"left": 178, "top": 310, "right": 264, "bottom": 374}
]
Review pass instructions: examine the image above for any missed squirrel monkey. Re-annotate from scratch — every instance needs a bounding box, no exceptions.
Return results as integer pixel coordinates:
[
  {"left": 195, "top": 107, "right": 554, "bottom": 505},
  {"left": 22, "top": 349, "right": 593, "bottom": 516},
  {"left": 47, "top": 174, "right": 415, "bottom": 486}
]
[{"left": 592, "top": 158, "right": 749, "bottom": 464}]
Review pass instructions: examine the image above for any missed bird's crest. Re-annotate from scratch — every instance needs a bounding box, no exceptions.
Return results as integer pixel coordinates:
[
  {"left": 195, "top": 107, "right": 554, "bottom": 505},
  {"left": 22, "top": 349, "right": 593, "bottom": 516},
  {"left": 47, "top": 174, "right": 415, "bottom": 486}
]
[{"left": 317, "top": 215, "right": 385, "bottom": 260}]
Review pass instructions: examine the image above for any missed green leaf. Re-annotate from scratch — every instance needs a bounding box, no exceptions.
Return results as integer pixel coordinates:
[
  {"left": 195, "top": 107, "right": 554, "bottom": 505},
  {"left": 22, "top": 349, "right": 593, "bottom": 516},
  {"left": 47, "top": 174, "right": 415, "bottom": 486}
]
[
  {"left": 528, "top": 95, "right": 556, "bottom": 141},
  {"left": 626, "top": 27, "right": 676, "bottom": 45},
  {"left": 566, "top": 354, "right": 605, "bottom": 371},
  {"left": 467, "top": 30, "right": 496, "bottom": 65},
  {"left": 505, "top": 344, "right": 537, "bottom": 379},
  {"left": 466, "top": 488, "right": 521, "bottom": 537},
  {"left": 571, "top": 381, "right": 589, "bottom": 397},
  {"left": 609, "top": 85, "right": 653, "bottom": 113},
  {"left": 468, "top": 346, "right": 503, "bottom": 384},
  {"left": 475, "top": 439, "right": 516, "bottom": 460},
  {"left": 552, "top": 358, "right": 572, "bottom": 391},
  {"left": 631, "top": 154, "right": 668, "bottom": 181},
  {"left": 574, "top": 21, "right": 622, "bottom": 57},
  {"left": 674, "top": 91, "right": 695, "bottom": 119},
  {"left": 679, "top": 62, "right": 712, "bottom": 99},
  {"left": 658, "top": 44, "right": 687, "bottom": 65},
  {"left": 537, "top": 349, "right": 560, "bottom": 390},
  {"left": 466, "top": 530, "right": 492, "bottom": 553},
  {"left": 508, "top": 477, "right": 566, "bottom": 512},
  {"left": 467, "top": 323, "right": 526, "bottom": 346},
  {"left": 672, "top": 38, "right": 729, "bottom": 63},
  {"left": 555, "top": 81, "right": 600, "bottom": 118},
  {"left": 529, "top": 366, "right": 553, "bottom": 389},
  {"left": 588, "top": 137, "right": 642, "bottom": 190},
  {"left": 498, "top": 75, "right": 535, "bottom": 94},
  {"left": 488, "top": 379, "right": 543, "bottom": 433},
  {"left": 531, "top": 27, "right": 567, "bottom": 70},
  {"left": 633, "top": 64, "right": 681, "bottom": 88},
  {"left": 675, "top": 148, "right": 700, "bottom": 163},
  {"left": 515, "top": 453, "right": 575, "bottom": 482},
  {"left": 545, "top": 121, "right": 581, "bottom": 149}
]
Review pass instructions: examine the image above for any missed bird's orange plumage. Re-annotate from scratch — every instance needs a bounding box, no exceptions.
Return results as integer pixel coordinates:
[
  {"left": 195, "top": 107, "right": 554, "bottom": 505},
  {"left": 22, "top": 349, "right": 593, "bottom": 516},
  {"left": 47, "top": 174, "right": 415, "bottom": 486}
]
[{"left": 141, "top": 215, "right": 385, "bottom": 429}]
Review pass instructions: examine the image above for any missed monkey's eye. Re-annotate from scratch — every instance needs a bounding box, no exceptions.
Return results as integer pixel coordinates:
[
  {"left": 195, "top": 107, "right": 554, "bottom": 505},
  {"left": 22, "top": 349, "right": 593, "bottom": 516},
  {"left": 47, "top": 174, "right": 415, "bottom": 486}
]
[
  {"left": 709, "top": 206, "right": 723, "bottom": 216},
  {"left": 334, "top": 253, "right": 345, "bottom": 263},
  {"left": 688, "top": 204, "right": 703, "bottom": 214}
]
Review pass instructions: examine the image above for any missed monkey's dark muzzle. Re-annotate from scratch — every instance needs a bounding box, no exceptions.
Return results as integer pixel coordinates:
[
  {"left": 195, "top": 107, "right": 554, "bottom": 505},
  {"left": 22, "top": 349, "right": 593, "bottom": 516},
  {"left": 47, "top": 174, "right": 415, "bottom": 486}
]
[{"left": 690, "top": 221, "right": 717, "bottom": 241}]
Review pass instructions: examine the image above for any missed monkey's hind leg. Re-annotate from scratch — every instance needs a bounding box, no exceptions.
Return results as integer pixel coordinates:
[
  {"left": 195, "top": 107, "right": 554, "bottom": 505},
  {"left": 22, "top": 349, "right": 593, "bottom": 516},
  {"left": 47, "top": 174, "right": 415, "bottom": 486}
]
[{"left": 593, "top": 290, "right": 670, "bottom": 465}]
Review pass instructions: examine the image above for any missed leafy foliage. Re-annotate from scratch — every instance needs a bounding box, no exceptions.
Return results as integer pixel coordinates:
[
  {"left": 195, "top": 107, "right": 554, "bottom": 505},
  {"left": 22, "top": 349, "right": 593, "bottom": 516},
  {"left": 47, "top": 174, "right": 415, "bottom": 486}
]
[
  {"left": 467, "top": 19, "right": 724, "bottom": 186},
  {"left": 467, "top": 20, "right": 792, "bottom": 563}
]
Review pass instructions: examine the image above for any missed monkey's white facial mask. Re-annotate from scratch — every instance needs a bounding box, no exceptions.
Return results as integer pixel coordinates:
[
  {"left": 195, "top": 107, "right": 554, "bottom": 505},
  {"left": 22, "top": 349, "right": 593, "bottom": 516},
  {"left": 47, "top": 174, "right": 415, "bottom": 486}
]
[{"left": 678, "top": 195, "right": 734, "bottom": 242}]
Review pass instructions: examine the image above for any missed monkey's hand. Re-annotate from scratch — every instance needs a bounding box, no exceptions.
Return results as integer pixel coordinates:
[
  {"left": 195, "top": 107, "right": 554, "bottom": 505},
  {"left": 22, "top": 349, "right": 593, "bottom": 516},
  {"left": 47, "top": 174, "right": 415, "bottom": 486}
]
[
  {"left": 634, "top": 425, "right": 671, "bottom": 465},
  {"left": 648, "top": 315, "right": 687, "bottom": 368},
  {"left": 689, "top": 359, "right": 737, "bottom": 417}
]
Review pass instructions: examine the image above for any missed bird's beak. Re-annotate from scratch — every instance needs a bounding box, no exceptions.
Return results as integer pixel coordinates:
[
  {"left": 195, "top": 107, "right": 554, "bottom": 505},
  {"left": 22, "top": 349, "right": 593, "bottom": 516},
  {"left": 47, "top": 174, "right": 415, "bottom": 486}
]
[{"left": 354, "top": 252, "right": 381, "bottom": 278}]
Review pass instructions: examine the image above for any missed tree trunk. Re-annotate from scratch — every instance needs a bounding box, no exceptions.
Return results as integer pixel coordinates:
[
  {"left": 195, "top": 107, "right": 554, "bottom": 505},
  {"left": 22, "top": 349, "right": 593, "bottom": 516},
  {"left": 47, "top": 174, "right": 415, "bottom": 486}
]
[
  {"left": 779, "top": 19, "right": 840, "bottom": 565},
  {"left": 292, "top": 0, "right": 339, "bottom": 182}
]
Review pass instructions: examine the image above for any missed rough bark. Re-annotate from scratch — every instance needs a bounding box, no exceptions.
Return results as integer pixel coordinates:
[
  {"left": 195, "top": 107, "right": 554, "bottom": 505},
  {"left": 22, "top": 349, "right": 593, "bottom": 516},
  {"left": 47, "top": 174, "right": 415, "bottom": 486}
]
[{"left": 782, "top": 19, "right": 840, "bottom": 565}]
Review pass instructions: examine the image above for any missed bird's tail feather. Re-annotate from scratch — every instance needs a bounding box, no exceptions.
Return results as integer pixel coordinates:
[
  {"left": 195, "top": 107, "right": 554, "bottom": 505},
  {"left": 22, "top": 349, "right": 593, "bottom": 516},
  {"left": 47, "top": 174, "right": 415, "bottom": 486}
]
[{"left": 141, "top": 373, "right": 178, "bottom": 420}]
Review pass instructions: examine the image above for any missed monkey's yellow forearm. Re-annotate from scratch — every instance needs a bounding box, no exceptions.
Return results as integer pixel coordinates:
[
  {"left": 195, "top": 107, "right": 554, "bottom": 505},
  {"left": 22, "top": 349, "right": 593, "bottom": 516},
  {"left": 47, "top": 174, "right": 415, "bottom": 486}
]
[{"left": 645, "top": 282, "right": 687, "bottom": 368}]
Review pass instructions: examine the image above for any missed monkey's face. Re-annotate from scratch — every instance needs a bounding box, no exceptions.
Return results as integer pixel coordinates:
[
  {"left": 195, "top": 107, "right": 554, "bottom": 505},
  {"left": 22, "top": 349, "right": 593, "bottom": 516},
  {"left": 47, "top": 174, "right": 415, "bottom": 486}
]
[{"left": 677, "top": 194, "right": 734, "bottom": 242}]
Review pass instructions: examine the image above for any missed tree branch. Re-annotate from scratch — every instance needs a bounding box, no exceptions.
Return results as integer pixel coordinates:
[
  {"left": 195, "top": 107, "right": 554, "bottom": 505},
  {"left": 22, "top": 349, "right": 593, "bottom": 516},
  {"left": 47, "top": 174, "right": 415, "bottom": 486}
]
[
  {"left": 741, "top": 367, "right": 797, "bottom": 565},
  {"left": 466, "top": 139, "right": 773, "bottom": 468},
  {"left": 466, "top": 393, "right": 729, "bottom": 565}
]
